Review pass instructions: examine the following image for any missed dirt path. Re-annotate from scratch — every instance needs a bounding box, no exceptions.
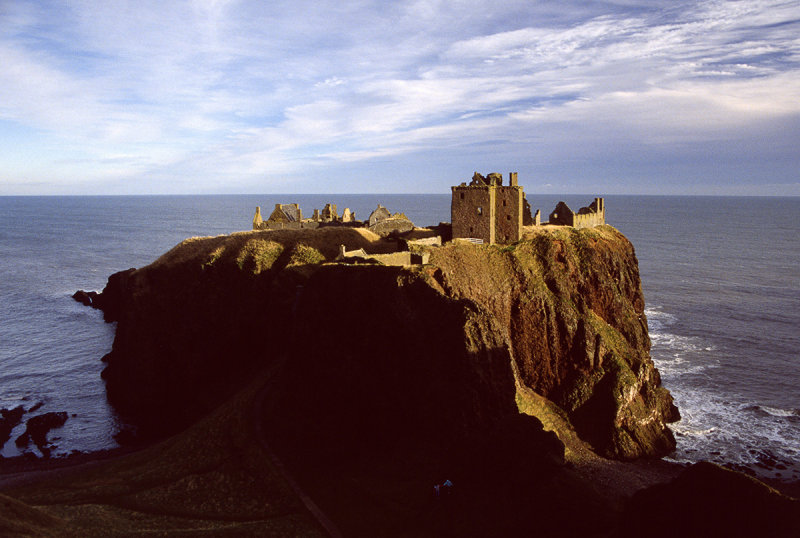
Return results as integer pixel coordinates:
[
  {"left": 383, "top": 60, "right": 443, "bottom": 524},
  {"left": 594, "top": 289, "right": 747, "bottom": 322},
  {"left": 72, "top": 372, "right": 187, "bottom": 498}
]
[{"left": 252, "top": 359, "right": 343, "bottom": 538}]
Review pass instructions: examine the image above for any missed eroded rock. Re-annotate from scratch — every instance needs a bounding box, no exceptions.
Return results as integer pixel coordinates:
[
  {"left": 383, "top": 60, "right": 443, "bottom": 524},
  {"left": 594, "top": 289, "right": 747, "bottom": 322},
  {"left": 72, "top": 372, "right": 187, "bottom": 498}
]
[
  {"left": 0, "top": 407, "right": 24, "bottom": 447},
  {"left": 15, "top": 412, "right": 68, "bottom": 458},
  {"left": 623, "top": 462, "right": 800, "bottom": 537}
]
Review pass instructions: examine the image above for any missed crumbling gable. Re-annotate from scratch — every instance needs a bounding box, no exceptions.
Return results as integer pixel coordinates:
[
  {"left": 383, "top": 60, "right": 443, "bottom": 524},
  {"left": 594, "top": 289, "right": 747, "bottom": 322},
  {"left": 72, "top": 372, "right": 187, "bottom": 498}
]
[
  {"left": 320, "top": 203, "right": 339, "bottom": 222},
  {"left": 368, "top": 205, "right": 391, "bottom": 227},
  {"left": 367, "top": 204, "right": 414, "bottom": 236},
  {"left": 548, "top": 198, "right": 605, "bottom": 228},
  {"left": 268, "top": 203, "right": 302, "bottom": 223},
  {"left": 451, "top": 171, "right": 524, "bottom": 245}
]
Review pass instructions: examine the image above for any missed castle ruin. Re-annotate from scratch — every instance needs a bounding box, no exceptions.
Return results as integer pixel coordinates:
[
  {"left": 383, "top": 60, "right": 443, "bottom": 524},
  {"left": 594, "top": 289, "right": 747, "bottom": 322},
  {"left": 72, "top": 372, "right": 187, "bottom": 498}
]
[
  {"left": 548, "top": 198, "right": 605, "bottom": 229},
  {"left": 253, "top": 201, "right": 414, "bottom": 237},
  {"left": 252, "top": 173, "right": 606, "bottom": 262},
  {"left": 451, "top": 172, "right": 526, "bottom": 245},
  {"left": 451, "top": 172, "right": 606, "bottom": 242}
]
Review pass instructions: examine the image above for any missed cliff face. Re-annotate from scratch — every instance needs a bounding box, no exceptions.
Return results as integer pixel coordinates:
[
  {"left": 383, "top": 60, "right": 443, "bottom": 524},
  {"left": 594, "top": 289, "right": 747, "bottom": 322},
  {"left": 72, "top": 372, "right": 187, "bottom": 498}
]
[
  {"left": 427, "top": 227, "right": 679, "bottom": 458},
  {"left": 97, "top": 225, "right": 677, "bottom": 459}
]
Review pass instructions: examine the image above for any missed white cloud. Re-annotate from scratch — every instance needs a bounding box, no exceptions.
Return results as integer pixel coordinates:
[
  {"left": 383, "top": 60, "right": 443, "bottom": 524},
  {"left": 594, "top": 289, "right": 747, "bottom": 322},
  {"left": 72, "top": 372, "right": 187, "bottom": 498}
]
[{"left": 0, "top": 0, "right": 798, "bottom": 193}]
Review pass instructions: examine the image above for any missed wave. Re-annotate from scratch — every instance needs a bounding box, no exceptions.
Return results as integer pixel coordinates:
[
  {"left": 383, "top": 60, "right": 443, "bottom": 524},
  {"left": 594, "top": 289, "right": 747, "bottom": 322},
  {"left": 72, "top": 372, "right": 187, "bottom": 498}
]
[
  {"left": 668, "top": 386, "right": 800, "bottom": 480},
  {"left": 650, "top": 332, "right": 716, "bottom": 354},
  {"left": 645, "top": 305, "right": 721, "bottom": 379},
  {"left": 644, "top": 306, "right": 677, "bottom": 331},
  {"left": 739, "top": 404, "right": 800, "bottom": 419},
  {"left": 672, "top": 425, "right": 717, "bottom": 437},
  {"left": 0, "top": 393, "right": 28, "bottom": 403},
  {"left": 652, "top": 357, "right": 718, "bottom": 377}
]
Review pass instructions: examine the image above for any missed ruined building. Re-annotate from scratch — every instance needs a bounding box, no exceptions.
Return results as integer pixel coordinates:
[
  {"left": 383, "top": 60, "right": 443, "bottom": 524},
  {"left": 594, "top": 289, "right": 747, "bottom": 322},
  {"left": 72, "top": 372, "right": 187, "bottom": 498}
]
[
  {"left": 367, "top": 204, "right": 414, "bottom": 236},
  {"left": 254, "top": 203, "right": 318, "bottom": 230},
  {"left": 270, "top": 203, "right": 302, "bottom": 223},
  {"left": 252, "top": 201, "right": 414, "bottom": 236},
  {"left": 451, "top": 172, "right": 525, "bottom": 245},
  {"left": 548, "top": 198, "right": 605, "bottom": 229}
]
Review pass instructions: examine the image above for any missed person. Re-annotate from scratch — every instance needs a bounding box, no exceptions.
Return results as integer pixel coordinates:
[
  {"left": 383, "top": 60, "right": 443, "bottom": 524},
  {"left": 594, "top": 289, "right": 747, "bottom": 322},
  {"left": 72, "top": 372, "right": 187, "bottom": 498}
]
[{"left": 433, "top": 479, "right": 453, "bottom": 499}]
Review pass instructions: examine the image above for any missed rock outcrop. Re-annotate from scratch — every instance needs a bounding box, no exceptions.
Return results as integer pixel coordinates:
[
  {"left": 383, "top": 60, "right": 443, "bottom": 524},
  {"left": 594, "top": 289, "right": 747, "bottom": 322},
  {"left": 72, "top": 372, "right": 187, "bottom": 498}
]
[
  {"left": 427, "top": 227, "right": 679, "bottom": 458},
  {"left": 0, "top": 407, "right": 24, "bottom": 448},
  {"left": 623, "top": 462, "right": 800, "bottom": 537},
  {"left": 91, "top": 225, "right": 677, "bottom": 460},
  {"left": 14, "top": 412, "right": 68, "bottom": 458}
]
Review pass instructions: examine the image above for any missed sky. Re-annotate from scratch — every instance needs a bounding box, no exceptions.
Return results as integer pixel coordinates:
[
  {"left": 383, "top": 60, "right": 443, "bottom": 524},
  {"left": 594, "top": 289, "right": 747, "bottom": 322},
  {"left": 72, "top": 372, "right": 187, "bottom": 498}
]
[{"left": 1, "top": 0, "right": 799, "bottom": 195}]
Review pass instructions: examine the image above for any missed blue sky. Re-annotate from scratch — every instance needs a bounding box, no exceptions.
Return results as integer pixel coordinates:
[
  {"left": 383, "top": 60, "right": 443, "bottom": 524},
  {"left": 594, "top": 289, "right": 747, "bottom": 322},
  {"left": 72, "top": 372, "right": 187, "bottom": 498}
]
[{"left": 1, "top": 0, "right": 799, "bottom": 195}]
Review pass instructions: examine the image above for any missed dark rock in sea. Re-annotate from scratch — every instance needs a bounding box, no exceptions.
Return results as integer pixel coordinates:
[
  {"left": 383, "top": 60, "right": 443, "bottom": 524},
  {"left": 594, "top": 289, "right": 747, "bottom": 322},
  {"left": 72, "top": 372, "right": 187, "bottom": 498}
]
[
  {"left": 15, "top": 412, "right": 69, "bottom": 458},
  {"left": 0, "top": 406, "right": 25, "bottom": 447},
  {"left": 623, "top": 462, "right": 800, "bottom": 538},
  {"left": 92, "top": 268, "right": 136, "bottom": 322},
  {"left": 72, "top": 290, "right": 93, "bottom": 306},
  {"left": 27, "top": 401, "right": 44, "bottom": 413}
]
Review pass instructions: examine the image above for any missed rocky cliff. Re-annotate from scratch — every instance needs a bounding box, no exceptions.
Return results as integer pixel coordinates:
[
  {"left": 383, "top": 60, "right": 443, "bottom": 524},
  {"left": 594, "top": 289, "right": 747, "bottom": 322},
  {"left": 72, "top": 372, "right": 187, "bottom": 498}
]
[
  {"left": 426, "top": 227, "right": 680, "bottom": 458},
  {"left": 94, "top": 224, "right": 677, "bottom": 461}
]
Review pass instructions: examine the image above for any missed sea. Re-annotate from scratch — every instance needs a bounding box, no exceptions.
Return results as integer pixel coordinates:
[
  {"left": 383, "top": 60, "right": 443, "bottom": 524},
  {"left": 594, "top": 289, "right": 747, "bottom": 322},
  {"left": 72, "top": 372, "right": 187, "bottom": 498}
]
[{"left": 1, "top": 195, "right": 798, "bottom": 483}]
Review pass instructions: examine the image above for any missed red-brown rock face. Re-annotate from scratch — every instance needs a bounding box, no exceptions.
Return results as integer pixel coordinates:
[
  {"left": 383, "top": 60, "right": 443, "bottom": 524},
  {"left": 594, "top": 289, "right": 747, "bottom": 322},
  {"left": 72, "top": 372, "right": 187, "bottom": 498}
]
[{"left": 427, "top": 227, "right": 679, "bottom": 458}]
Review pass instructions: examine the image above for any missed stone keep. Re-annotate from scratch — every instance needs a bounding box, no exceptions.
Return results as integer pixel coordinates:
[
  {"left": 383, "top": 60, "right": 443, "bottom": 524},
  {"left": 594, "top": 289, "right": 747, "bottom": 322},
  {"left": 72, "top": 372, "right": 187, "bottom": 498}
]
[{"left": 451, "top": 172, "right": 524, "bottom": 244}]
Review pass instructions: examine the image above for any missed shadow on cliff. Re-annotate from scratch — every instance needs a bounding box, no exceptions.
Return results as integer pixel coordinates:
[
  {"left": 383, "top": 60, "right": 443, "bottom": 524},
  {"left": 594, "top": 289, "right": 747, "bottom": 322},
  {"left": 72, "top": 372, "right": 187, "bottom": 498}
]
[{"left": 257, "top": 264, "right": 615, "bottom": 537}]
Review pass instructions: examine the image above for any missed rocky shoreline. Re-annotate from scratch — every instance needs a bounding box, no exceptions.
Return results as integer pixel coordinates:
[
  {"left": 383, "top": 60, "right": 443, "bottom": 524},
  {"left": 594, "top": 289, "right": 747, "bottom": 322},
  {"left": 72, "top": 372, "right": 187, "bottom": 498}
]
[{"left": 1, "top": 405, "right": 76, "bottom": 459}]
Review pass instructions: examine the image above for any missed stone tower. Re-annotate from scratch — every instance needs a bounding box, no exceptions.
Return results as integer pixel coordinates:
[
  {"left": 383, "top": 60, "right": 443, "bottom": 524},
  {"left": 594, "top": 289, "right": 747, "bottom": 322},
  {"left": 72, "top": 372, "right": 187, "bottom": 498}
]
[{"left": 451, "top": 172, "right": 524, "bottom": 244}]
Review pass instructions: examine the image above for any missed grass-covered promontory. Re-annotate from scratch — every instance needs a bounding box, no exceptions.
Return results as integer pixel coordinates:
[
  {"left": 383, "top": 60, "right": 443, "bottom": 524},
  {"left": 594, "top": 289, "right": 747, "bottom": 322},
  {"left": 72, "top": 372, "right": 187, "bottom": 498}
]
[{"left": 96, "top": 225, "right": 678, "bottom": 461}]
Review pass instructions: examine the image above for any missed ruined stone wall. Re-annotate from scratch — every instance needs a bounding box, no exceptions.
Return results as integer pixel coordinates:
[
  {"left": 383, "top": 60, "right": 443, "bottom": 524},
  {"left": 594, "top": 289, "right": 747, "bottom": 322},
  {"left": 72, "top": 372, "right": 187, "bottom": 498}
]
[
  {"left": 369, "top": 217, "right": 414, "bottom": 237},
  {"left": 573, "top": 213, "right": 600, "bottom": 229},
  {"left": 256, "top": 221, "right": 321, "bottom": 231},
  {"left": 548, "top": 199, "right": 605, "bottom": 229},
  {"left": 573, "top": 198, "right": 605, "bottom": 229},
  {"left": 494, "top": 186, "right": 523, "bottom": 243},
  {"left": 368, "top": 252, "right": 413, "bottom": 266},
  {"left": 451, "top": 186, "right": 495, "bottom": 243}
]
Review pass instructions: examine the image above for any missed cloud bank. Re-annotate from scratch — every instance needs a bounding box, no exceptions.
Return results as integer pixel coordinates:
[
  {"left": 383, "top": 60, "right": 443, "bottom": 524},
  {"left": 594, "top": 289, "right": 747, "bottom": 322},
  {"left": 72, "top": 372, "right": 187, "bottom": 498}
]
[{"left": 1, "top": 0, "right": 798, "bottom": 194}]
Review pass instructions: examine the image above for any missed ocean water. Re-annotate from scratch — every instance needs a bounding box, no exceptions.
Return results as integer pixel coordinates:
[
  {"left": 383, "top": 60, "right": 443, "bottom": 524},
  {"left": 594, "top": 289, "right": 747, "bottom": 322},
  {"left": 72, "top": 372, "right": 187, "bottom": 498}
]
[{"left": 1, "top": 194, "right": 798, "bottom": 483}]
